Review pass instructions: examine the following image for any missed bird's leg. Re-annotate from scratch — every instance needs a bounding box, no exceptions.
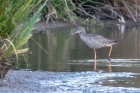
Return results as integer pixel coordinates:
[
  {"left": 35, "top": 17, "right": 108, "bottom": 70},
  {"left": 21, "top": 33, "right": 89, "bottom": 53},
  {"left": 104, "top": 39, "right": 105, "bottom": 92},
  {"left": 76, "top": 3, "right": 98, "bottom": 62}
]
[
  {"left": 107, "top": 46, "right": 113, "bottom": 72},
  {"left": 108, "top": 61, "right": 112, "bottom": 72},
  {"left": 108, "top": 46, "right": 112, "bottom": 61},
  {"left": 94, "top": 49, "right": 96, "bottom": 71}
]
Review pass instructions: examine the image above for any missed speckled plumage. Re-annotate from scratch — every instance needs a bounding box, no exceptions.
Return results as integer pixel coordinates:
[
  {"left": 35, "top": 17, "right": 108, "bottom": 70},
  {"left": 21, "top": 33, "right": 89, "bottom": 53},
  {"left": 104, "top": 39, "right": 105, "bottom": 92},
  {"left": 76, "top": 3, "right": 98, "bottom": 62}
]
[
  {"left": 79, "top": 32, "right": 118, "bottom": 49},
  {"left": 76, "top": 26, "right": 118, "bottom": 49},
  {"left": 66, "top": 26, "right": 118, "bottom": 71}
]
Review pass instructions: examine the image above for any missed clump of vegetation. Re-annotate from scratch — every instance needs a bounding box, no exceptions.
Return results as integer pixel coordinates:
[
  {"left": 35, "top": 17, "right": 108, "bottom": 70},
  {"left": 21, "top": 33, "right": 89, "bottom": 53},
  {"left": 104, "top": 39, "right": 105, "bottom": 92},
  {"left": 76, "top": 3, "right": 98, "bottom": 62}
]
[
  {"left": 44, "top": 0, "right": 140, "bottom": 23},
  {"left": 0, "top": 0, "right": 47, "bottom": 78}
]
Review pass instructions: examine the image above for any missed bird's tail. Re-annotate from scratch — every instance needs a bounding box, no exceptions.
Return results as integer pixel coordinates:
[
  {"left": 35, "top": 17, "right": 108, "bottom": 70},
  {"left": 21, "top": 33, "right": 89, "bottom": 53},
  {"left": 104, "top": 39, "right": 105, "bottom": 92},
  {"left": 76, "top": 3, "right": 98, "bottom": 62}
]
[{"left": 113, "top": 40, "right": 118, "bottom": 44}]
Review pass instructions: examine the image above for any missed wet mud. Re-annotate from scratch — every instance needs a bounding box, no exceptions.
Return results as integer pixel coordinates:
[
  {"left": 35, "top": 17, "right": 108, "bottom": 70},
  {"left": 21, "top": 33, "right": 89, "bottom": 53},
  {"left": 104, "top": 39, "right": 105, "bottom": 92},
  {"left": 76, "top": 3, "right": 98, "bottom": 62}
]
[{"left": 0, "top": 70, "right": 140, "bottom": 93}]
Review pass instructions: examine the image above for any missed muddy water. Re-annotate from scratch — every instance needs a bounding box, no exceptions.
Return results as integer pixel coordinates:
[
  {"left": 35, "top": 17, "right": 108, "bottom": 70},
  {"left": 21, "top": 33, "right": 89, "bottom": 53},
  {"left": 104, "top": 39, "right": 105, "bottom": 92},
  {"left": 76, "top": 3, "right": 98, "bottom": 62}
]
[{"left": 9, "top": 21, "right": 140, "bottom": 92}]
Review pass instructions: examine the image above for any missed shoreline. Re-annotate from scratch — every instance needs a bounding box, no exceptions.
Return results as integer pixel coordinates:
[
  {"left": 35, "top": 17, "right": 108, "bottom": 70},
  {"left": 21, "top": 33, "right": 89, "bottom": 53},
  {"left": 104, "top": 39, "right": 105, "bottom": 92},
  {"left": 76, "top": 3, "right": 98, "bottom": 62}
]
[{"left": 1, "top": 70, "right": 140, "bottom": 92}]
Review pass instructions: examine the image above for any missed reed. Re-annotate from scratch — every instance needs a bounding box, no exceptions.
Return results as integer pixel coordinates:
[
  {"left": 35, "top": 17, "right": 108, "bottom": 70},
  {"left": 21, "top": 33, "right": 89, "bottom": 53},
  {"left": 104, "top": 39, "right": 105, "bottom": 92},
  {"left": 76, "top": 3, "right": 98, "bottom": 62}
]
[
  {"left": 0, "top": 0, "right": 47, "bottom": 78},
  {"left": 44, "top": 0, "right": 140, "bottom": 23}
]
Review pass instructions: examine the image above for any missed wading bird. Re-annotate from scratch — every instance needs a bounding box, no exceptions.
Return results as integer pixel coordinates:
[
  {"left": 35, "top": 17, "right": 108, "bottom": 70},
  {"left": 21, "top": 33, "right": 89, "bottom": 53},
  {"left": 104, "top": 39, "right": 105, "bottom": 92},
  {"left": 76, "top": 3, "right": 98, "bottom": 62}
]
[{"left": 66, "top": 26, "right": 118, "bottom": 71}]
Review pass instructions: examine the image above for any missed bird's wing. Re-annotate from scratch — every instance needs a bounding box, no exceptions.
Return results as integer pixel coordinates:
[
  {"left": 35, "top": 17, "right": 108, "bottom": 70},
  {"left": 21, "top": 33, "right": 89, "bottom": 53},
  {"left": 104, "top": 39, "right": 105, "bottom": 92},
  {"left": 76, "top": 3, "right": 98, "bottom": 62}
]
[{"left": 88, "top": 34, "right": 116, "bottom": 44}]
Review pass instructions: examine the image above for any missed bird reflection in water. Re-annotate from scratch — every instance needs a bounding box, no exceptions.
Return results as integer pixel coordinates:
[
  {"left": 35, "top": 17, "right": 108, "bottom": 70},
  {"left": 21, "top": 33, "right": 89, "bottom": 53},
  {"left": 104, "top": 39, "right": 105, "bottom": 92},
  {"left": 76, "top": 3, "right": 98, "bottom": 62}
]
[{"left": 66, "top": 26, "right": 118, "bottom": 72}]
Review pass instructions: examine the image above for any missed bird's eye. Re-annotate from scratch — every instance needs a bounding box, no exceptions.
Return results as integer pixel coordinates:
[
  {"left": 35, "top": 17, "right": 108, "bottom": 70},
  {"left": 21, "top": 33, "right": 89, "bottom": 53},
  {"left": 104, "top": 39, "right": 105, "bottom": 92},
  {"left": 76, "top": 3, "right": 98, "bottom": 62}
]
[
  {"left": 75, "top": 28, "right": 79, "bottom": 31},
  {"left": 77, "top": 28, "right": 80, "bottom": 30},
  {"left": 75, "top": 26, "right": 81, "bottom": 31}
]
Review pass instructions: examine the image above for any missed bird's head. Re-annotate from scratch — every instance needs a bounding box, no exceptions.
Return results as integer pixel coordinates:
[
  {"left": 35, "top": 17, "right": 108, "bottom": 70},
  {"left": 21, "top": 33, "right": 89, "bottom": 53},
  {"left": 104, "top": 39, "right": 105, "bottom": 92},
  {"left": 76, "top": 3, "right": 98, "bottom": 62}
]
[
  {"left": 74, "top": 26, "right": 85, "bottom": 34},
  {"left": 65, "top": 26, "right": 85, "bottom": 40}
]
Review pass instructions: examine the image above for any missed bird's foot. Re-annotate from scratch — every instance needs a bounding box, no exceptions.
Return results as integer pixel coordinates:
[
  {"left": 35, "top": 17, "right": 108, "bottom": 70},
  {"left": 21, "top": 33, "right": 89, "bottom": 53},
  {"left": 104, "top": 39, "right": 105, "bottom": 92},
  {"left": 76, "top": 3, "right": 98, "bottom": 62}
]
[{"left": 108, "top": 56, "right": 111, "bottom": 61}]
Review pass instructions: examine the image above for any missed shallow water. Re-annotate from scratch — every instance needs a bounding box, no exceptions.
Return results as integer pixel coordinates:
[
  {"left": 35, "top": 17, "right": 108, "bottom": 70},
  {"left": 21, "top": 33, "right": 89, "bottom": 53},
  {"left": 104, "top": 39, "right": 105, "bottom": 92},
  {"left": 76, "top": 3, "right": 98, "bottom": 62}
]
[
  {"left": 2, "top": 70, "right": 140, "bottom": 92},
  {"left": 14, "top": 21, "right": 140, "bottom": 92}
]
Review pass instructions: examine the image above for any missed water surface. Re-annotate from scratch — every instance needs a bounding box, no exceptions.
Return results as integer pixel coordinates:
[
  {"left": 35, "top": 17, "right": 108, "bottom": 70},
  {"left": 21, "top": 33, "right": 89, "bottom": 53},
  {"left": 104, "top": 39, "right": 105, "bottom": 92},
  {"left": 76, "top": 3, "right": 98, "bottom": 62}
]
[{"left": 17, "top": 21, "right": 140, "bottom": 90}]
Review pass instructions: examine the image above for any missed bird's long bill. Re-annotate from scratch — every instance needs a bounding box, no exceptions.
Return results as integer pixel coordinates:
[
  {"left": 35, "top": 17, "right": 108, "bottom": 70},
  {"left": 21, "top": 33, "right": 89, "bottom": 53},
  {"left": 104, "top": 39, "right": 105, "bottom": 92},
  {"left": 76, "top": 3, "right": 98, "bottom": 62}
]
[{"left": 65, "top": 32, "right": 76, "bottom": 40}]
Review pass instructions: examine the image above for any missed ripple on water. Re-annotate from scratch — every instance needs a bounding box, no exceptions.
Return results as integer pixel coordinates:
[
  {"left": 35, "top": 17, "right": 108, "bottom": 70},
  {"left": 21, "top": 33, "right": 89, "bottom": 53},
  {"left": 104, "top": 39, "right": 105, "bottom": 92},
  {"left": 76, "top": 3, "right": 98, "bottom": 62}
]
[
  {"left": 68, "top": 59, "right": 140, "bottom": 67},
  {"left": 2, "top": 70, "right": 140, "bottom": 92}
]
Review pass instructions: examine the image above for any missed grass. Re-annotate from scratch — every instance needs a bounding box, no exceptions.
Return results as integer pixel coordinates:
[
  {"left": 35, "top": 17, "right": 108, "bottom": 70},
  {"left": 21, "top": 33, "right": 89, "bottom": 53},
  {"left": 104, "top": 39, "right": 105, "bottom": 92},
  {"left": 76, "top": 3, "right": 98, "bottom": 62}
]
[
  {"left": 44, "top": 0, "right": 140, "bottom": 23},
  {"left": 0, "top": 0, "right": 48, "bottom": 63}
]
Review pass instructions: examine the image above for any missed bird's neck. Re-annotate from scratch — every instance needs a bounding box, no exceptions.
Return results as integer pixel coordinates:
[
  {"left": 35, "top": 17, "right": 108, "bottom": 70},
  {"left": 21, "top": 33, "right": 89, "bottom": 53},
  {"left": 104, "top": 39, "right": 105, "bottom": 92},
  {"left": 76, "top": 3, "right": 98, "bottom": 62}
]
[{"left": 79, "top": 30, "right": 86, "bottom": 36}]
